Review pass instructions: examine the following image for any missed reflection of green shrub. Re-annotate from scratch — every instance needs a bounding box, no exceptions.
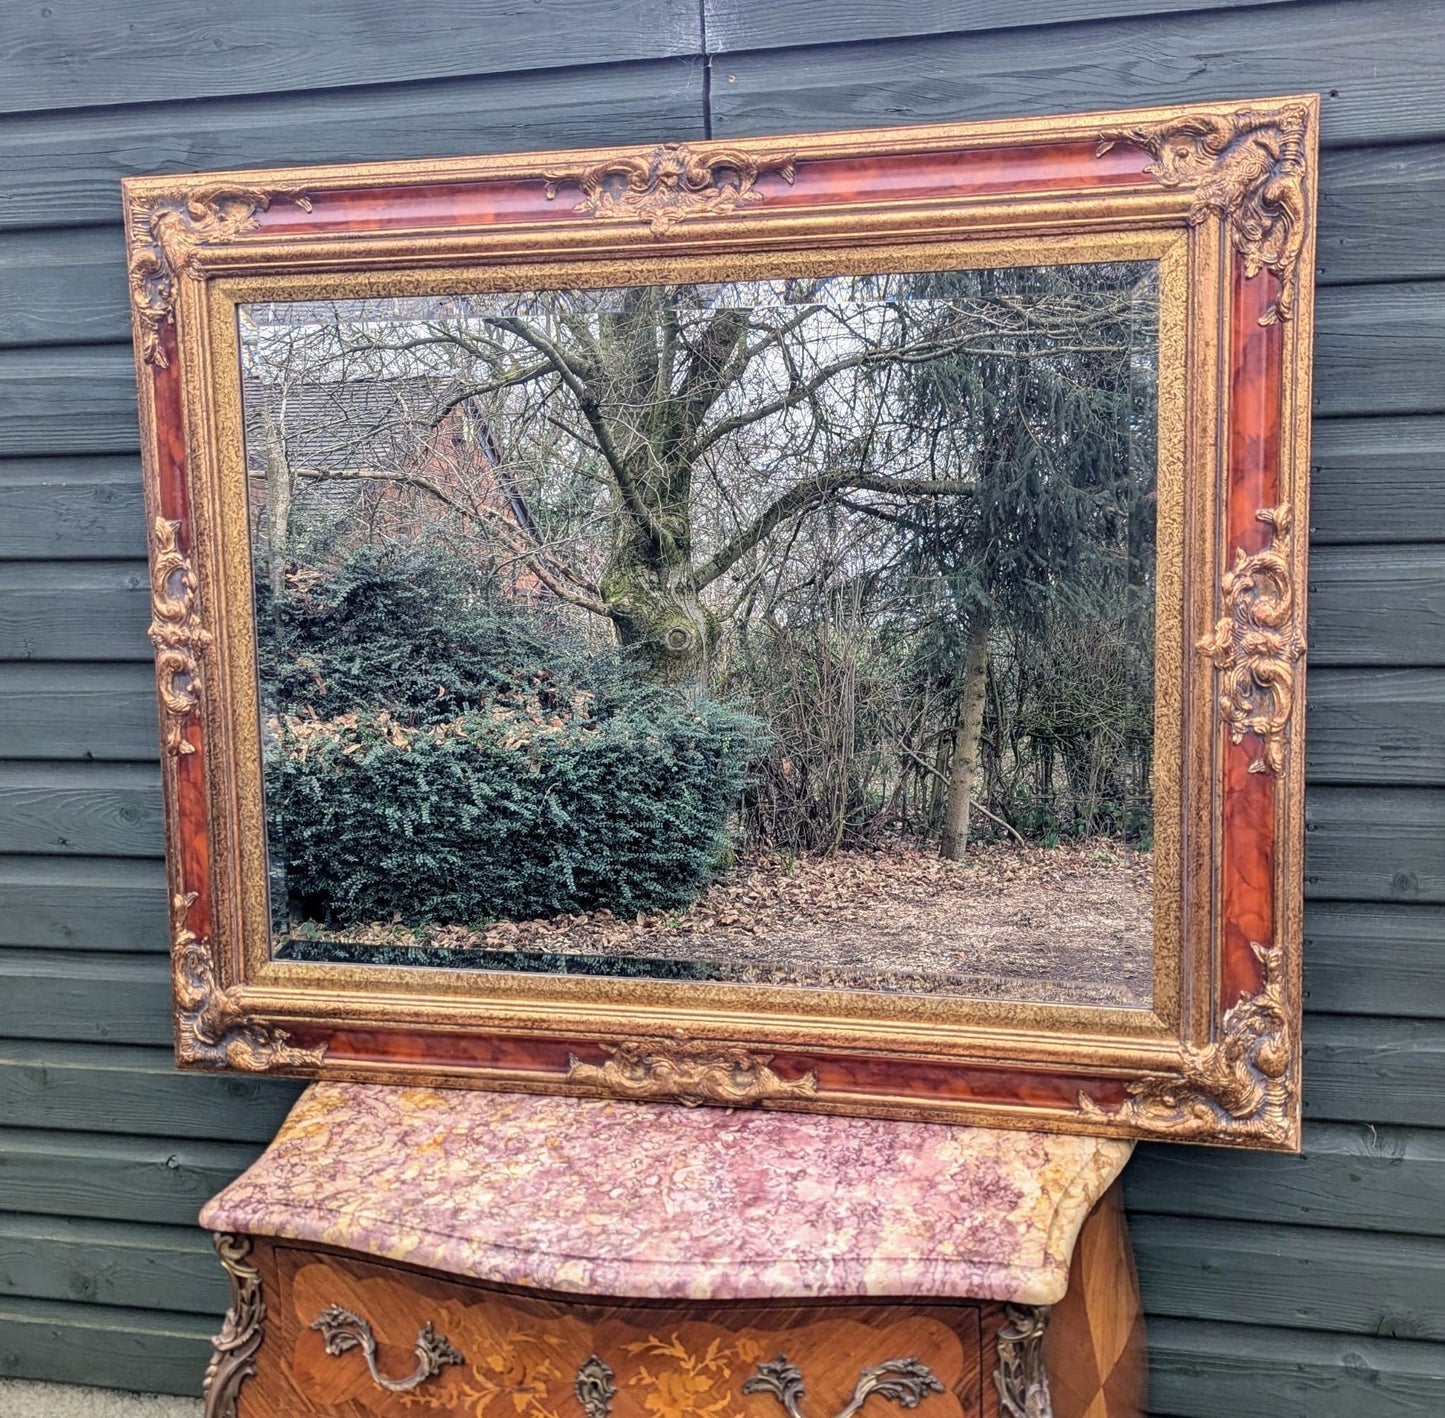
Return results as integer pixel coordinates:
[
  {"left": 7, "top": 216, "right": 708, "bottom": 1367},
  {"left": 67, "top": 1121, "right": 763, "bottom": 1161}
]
[{"left": 257, "top": 552, "right": 762, "bottom": 927}]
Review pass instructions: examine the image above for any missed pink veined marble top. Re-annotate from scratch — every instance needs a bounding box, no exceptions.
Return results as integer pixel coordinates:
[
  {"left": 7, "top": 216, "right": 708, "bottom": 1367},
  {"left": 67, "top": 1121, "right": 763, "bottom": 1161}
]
[{"left": 200, "top": 1082, "right": 1132, "bottom": 1307}]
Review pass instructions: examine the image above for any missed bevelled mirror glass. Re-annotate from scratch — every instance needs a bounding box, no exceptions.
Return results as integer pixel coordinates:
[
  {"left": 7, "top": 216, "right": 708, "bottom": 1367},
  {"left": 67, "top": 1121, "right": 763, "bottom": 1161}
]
[{"left": 125, "top": 98, "right": 1317, "bottom": 1147}]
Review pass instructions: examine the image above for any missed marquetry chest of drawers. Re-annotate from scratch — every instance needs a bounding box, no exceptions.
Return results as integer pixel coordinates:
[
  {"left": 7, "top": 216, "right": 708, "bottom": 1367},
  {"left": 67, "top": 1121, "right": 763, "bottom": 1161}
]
[{"left": 198, "top": 1083, "right": 1144, "bottom": 1418}]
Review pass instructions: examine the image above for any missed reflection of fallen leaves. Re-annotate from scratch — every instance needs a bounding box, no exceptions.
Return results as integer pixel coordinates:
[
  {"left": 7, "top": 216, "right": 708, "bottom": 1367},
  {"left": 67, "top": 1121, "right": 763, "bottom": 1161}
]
[{"left": 294, "top": 839, "right": 1155, "bottom": 1007}]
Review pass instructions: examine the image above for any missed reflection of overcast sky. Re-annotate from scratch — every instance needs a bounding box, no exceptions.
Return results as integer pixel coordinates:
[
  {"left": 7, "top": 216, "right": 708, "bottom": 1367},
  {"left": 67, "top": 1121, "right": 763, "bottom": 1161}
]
[{"left": 240, "top": 264, "right": 1160, "bottom": 608}]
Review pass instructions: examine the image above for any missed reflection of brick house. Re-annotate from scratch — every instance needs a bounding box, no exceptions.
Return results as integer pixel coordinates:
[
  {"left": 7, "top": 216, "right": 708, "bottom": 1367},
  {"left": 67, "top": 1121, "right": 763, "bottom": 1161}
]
[{"left": 242, "top": 375, "right": 544, "bottom": 600}]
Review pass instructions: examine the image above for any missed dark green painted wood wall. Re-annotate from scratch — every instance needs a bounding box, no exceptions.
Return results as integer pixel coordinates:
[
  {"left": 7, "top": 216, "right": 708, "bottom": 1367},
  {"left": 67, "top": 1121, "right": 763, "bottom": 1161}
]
[{"left": 0, "top": 1, "right": 1442, "bottom": 1411}]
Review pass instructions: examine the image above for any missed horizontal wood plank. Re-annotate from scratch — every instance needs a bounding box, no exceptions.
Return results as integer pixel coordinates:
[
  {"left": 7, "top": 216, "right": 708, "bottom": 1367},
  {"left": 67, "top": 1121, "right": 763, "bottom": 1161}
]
[
  {"left": 1313, "top": 284, "right": 1445, "bottom": 420},
  {"left": 0, "top": 1296, "right": 214, "bottom": 1396},
  {"left": 1305, "top": 1016, "right": 1445, "bottom": 1128},
  {"left": 1311, "top": 417, "right": 1445, "bottom": 546},
  {"left": 1306, "top": 902, "right": 1445, "bottom": 1019},
  {"left": 1308, "top": 669, "right": 1445, "bottom": 785},
  {"left": 0, "top": 1043, "right": 303, "bottom": 1142},
  {"left": 1126, "top": 1121, "right": 1445, "bottom": 1236},
  {"left": 1133, "top": 1215, "right": 1445, "bottom": 1339},
  {"left": 709, "top": 0, "right": 1445, "bottom": 149},
  {"left": 0, "top": 347, "right": 139, "bottom": 457},
  {"left": 0, "top": 457, "right": 147, "bottom": 560},
  {"left": 1306, "top": 786, "right": 1445, "bottom": 904},
  {"left": 0, "top": 1129, "right": 263, "bottom": 1226},
  {"left": 0, "top": 953, "right": 171, "bottom": 1046},
  {"left": 0, "top": 857, "right": 168, "bottom": 953},
  {"left": 0, "top": 60, "right": 704, "bottom": 234},
  {"left": 1318, "top": 141, "right": 1445, "bottom": 286},
  {"left": 0, "top": 1, "right": 698, "bottom": 116},
  {"left": 0, "top": 560, "right": 151, "bottom": 662},
  {"left": 704, "top": 0, "right": 1299, "bottom": 51},
  {"left": 1309, "top": 545, "right": 1445, "bottom": 668},
  {"left": 0, "top": 1214, "right": 224, "bottom": 1315},
  {"left": 1147, "top": 1318, "right": 1445, "bottom": 1418},
  {"left": 0, "top": 663, "right": 159, "bottom": 761},
  {"left": 0, "top": 763, "right": 162, "bottom": 859}
]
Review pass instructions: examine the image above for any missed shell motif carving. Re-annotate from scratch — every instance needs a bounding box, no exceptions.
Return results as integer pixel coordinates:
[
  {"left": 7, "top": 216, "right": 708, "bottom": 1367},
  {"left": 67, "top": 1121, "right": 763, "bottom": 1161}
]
[
  {"left": 566, "top": 1039, "right": 819, "bottom": 1107},
  {"left": 543, "top": 142, "right": 796, "bottom": 236}
]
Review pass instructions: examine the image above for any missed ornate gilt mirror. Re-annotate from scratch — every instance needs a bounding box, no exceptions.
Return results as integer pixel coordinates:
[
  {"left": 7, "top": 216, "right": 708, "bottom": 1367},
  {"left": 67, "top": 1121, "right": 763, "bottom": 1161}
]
[{"left": 126, "top": 97, "right": 1316, "bottom": 1148}]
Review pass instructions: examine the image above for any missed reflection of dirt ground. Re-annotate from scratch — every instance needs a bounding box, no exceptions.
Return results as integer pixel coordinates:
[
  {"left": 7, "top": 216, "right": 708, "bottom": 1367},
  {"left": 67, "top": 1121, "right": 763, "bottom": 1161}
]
[{"left": 314, "top": 840, "right": 1155, "bottom": 1009}]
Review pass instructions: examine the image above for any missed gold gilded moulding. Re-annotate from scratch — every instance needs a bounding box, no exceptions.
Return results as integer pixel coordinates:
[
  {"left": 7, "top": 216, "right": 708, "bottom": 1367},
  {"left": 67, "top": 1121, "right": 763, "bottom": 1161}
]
[
  {"left": 566, "top": 1039, "right": 821, "bottom": 1107},
  {"left": 1197, "top": 503, "right": 1304, "bottom": 777},
  {"left": 172, "top": 891, "right": 326, "bottom": 1072},
  {"left": 1080, "top": 941, "right": 1293, "bottom": 1145},
  {"left": 1098, "top": 102, "right": 1311, "bottom": 326},
  {"left": 148, "top": 515, "right": 212, "bottom": 756}
]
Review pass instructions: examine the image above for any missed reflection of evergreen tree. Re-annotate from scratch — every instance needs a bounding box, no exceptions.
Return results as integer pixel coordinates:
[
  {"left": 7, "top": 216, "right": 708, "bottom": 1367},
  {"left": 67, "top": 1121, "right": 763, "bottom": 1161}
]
[{"left": 886, "top": 263, "right": 1158, "bottom": 854}]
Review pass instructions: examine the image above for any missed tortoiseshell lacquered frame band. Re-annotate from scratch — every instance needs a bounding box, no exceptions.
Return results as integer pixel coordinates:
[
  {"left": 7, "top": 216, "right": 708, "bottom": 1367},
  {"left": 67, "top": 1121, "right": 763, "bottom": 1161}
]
[{"left": 124, "top": 95, "right": 1317, "bottom": 1149}]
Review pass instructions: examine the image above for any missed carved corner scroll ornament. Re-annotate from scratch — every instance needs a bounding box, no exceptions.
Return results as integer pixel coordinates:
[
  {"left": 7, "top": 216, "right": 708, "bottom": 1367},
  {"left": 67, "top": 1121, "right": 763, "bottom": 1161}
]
[
  {"left": 203, "top": 1234, "right": 264, "bottom": 1418},
  {"left": 993, "top": 1306, "right": 1053, "bottom": 1418},
  {"left": 128, "top": 184, "right": 312, "bottom": 366},
  {"left": 744, "top": 1355, "right": 945, "bottom": 1418},
  {"left": 173, "top": 891, "right": 327, "bottom": 1072},
  {"left": 1079, "top": 941, "right": 1294, "bottom": 1145},
  {"left": 566, "top": 1039, "right": 819, "bottom": 1107},
  {"left": 543, "top": 143, "right": 796, "bottom": 236},
  {"left": 1098, "top": 103, "right": 1310, "bottom": 325},
  {"left": 148, "top": 516, "right": 212, "bottom": 756},
  {"left": 1198, "top": 504, "right": 1303, "bottom": 776}
]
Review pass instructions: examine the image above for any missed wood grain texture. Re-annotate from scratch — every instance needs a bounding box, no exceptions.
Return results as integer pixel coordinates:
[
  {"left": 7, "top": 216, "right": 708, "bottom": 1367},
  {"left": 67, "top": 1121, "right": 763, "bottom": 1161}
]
[
  {"left": 1305, "top": 787, "right": 1445, "bottom": 903},
  {"left": 0, "top": 1214, "right": 226, "bottom": 1313},
  {"left": 0, "top": 61, "right": 704, "bottom": 234},
  {"left": 0, "top": 763, "right": 162, "bottom": 858},
  {"left": 1132, "top": 1214, "right": 1445, "bottom": 1340},
  {"left": 0, "top": 952, "right": 172, "bottom": 1045},
  {"left": 0, "top": 1, "right": 699, "bottom": 116},
  {"left": 1311, "top": 417, "right": 1445, "bottom": 545},
  {"left": 0, "top": 347, "right": 140, "bottom": 456},
  {"left": 1149, "top": 1318, "right": 1445, "bottom": 1417},
  {"left": 1127, "top": 1122, "right": 1445, "bottom": 1236},
  {"left": 0, "top": 1128, "right": 265, "bottom": 1225},
  {"left": 1318, "top": 142, "right": 1445, "bottom": 286},
  {"left": 1305, "top": 902, "right": 1445, "bottom": 1018},
  {"left": 703, "top": 0, "right": 1300, "bottom": 51},
  {"left": 1308, "top": 669, "right": 1445, "bottom": 785},
  {"left": 708, "top": 0, "right": 1444, "bottom": 147},
  {"left": 1313, "top": 284, "right": 1445, "bottom": 419},
  {"left": 0, "top": 457, "right": 147, "bottom": 559},
  {"left": 0, "top": 1042, "right": 302, "bottom": 1141},
  {"left": 0, "top": 664, "right": 160, "bottom": 761},
  {"left": 1304, "top": 1016, "right": 1445, "bottom": 1127},
  {"left": 0, "top": 561, "right": 151, "bottom": 662},
  {"left": 0, "top": 856, "right": 168, "bottom": 952},
  {"left": 1309, "top": 545, "right": 1445, "bottom": 667}
]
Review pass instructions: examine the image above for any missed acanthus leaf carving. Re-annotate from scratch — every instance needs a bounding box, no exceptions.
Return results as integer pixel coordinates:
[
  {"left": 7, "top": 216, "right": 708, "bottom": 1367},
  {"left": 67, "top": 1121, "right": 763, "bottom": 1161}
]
[
  {"left": 543, "top": 143, "right": 796, "bottom": 236},
  {"left": 566, "top": 1038, "right": 819, "bottom": 1107},
  {"left": 203, "top": 1233, "right": 265, "bottom": 1418},
  {"left": 1079, "top": 941, "right": 1294, "bottom": 1144},
  {"left": 128, "top": 185, "right": 312, "bottom": 367},
  {"left": 148, "top": 515, "right": 212, "bottom": 756},
  {"left": 172, "top": 890, "right": 326, "bottom": 1072},
  {"left": 992, "top": 1306, "right": 1053, "bottom": 1418},
  {"left": 1098, "top": 103, "right": 1311, "bottom": 325},
  {"left": 1198, "top": 503, "right": 1304, "bottom": 776}
]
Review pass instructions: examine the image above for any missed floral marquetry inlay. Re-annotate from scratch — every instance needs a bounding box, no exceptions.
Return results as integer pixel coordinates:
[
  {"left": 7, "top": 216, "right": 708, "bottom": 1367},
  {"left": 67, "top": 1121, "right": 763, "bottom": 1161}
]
[
  {"left": 543, "top": 143, "right": 796, "bottom": 236},
  {"left": 1098, "top": 103, "right": 1311, "bottom": 325}
]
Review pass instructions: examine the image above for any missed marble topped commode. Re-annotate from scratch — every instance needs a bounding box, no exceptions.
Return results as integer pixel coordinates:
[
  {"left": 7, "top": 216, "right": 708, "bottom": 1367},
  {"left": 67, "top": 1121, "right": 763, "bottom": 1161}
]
[{"left": 198, "top": 1083, "right": 1143, "bottom": 1418}]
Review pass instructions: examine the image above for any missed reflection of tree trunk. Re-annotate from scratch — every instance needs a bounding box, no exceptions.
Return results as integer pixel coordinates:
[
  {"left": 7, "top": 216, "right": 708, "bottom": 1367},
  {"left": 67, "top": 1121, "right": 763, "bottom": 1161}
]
[
  {"left": 940, "top": 612, "right": 990, "bottom": 861},
  {"left": 263, "top": 414, "right": 292, "bottom": 613}
]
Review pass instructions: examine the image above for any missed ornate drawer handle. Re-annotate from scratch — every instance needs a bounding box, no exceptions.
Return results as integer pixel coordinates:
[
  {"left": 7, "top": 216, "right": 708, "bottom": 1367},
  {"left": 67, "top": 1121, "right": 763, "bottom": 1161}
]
[
  {"left": 575, "top": 1355, "right": 617, "bottom": 1418},
  {"left": 311, "top": 1303, "right": 464, "bottom": 1393},
  {"left": 744, "top": 1355, "right": 945, "bottom": 1418}
]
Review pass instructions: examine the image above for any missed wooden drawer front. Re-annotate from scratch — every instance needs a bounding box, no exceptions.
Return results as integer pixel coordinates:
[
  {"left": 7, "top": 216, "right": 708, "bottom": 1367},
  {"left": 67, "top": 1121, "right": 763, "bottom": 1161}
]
[{"left": 273, "top": 1247, "right": 985, "bottom": 1418}]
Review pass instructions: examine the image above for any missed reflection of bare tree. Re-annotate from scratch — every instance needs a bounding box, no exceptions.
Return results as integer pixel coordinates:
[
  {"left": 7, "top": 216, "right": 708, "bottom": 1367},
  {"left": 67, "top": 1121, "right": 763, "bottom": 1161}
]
[{"left": 242, "top": 277, "right": 1143, "bottom": 683}]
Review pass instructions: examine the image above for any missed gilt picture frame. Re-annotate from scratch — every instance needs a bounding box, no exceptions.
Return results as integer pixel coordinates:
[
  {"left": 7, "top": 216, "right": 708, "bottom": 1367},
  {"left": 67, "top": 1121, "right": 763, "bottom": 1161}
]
[{"left": 124, "top": 96, "right": 1316, "bottom": 1149}]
